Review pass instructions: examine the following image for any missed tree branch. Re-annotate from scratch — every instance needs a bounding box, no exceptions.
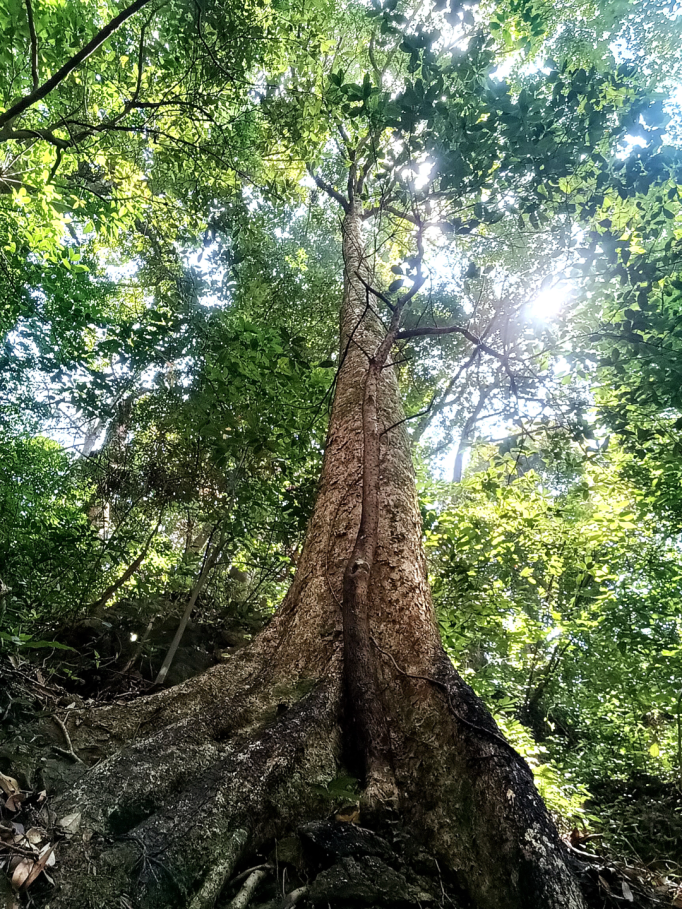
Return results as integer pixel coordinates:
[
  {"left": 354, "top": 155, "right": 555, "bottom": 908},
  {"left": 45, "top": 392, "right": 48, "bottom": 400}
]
[
  {"left": 381, "top": 404, "right": 433, "bottom": 437},
  {"left": 24, "top": 0, "right": 39, "bottom": 92},
  {"left": 89, "top": 512, "right": 162, "bottom": 613},
  {"left": 411, "top": 347, "right": 481, "bottom": 442},
  {"left": 355, "top": 273, "right": 395, "bottom": 312},
  {"left": 396, "top": 324, "right": 519, "bottom": 395},
  {"left": 155, "top": 524, "right": 227, "bottom": 686},
  {"left": 47, "top": 146, "right": 63, "bottom": 184},
  {"left": 382, "top": 203, "right": 463, "bottom": 234},
  {"left": 397, "top": 324, "right": 501, "bottom": 357},
  {"left": 131, "top": 20, "right": 148, "bottom": 103},
  {"left": 306, "top": 166, "right": 349, "bottom": 211},
  {"left": 0, "top": 0, "right": 154, "bottom": 132},
  {"left": 0, "top": 127, "right": 70, "bottom": 148},
  {"left": 452, "top": 383, "right": 497, "bottom": 483}
]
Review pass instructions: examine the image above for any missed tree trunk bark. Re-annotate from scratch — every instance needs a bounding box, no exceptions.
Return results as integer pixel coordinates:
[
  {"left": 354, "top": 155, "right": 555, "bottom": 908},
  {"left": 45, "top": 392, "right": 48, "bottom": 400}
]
[{"left": 32, "top": 208, "right": 586, "bottom": 909}]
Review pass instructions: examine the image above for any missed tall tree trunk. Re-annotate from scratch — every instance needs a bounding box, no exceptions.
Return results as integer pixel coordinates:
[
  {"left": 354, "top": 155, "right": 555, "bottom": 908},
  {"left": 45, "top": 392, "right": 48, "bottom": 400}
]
[
  {"left": 33, "top": 208, "right": 585, "bottom": 909},
  {"left": 451, "top": 385, "right": 492, "bottom": 483}
]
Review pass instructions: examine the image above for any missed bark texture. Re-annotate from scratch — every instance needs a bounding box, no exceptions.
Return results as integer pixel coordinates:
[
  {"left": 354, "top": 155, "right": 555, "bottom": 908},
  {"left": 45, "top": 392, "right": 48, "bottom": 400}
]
[{"left": 32, "top": 208, "right": 586, "bottom": 909}]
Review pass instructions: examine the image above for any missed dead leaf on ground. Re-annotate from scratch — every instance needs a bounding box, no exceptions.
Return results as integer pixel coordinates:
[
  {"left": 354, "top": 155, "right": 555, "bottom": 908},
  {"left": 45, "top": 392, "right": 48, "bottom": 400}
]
[
  {"left": 621, "top": 880, "right": 634, "bottom": 902},
  {"left": 25, "top": 827, "right": 46, "bottom": 846},
  {"left": 672, "top": 891, "right": 682, "bottom": 909},
  {"left": 9, "top": 844, "right": 56, "bottom": 892},
  {"left": 5, "top": 792, "right": 25, "bottom": 812},
  {"left": 23, "top": 844, "right": 56, "bottom": 890},
  {"left": 598, "top": 874, "right": 612, "bottom": 893},
  {"left": 58, "top": 811, "right": 81, "bottom": 834},
  {"left": 0, "top": 773, "right": 19, "bottom": 797},
  {"left": 10, "top": 858, "right": 33, "bottom": 889}
]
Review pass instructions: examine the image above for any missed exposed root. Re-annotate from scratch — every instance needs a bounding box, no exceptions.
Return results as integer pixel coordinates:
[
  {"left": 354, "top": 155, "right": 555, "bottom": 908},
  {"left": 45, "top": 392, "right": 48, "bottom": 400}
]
[
  {"left": 2, "top": 634, "right": 592, "bottom": 909},
  {"left": 187, "top": 830, "right": 248, "bottom": 909},
  {"left": 41, "top": 678, "right": 341, "bottom": 909},
  {"left": 281, "top": 885, "right": 308, "bottom": 908},
  {"left": 61, "top": 645, "right": 272, "bottom": 761},
  {"left": 226, "top": 867, "right": 269, "bottom": 909},
  {"left": 2, "top": 643, "right": 591, "bottom": 909}
]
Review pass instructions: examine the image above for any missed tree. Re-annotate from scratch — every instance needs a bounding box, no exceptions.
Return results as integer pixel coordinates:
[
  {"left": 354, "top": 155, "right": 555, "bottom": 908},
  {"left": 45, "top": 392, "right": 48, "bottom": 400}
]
[{"left": 2, "top": 0, "right": 680, "bottom": 907}]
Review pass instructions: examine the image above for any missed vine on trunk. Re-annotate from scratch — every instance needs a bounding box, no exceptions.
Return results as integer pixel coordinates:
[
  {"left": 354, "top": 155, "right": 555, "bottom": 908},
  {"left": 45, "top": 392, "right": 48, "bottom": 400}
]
[{"left": 341, "top": 216, "right": 425, "bottom": 804}]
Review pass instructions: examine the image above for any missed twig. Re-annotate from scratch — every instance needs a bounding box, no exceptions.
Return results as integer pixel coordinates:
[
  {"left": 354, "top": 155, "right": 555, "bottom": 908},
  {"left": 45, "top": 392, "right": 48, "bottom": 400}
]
[
  {"left": 381, "top": 404, "right": 433, "bottom": 437},
  {"left": 0, "top": 837, "right": 40, "bottom": 858},
  {"left": 566, "top": 844, "right": 603, "bottom": 862},
  {"left": 0, "top": 0, "right": 154, "bottom": 131},
  {"left": 52, "top": 715, "right": 84, "bottom": 764},
  {"left": 355, "top": 273, "right": 395, "bottom": 313}
]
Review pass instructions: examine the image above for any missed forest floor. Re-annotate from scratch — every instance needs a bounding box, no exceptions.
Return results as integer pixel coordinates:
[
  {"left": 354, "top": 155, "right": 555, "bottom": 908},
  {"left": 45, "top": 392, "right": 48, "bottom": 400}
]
[{"left": 0, "top": 614, "right": 680, "bottom": 909}]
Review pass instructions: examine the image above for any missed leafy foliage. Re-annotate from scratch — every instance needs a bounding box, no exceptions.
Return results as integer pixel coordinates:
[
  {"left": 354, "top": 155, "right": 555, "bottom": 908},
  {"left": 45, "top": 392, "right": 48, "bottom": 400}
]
[{"left": 424, "top": 437, "right": 682, "bottom": 836}]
